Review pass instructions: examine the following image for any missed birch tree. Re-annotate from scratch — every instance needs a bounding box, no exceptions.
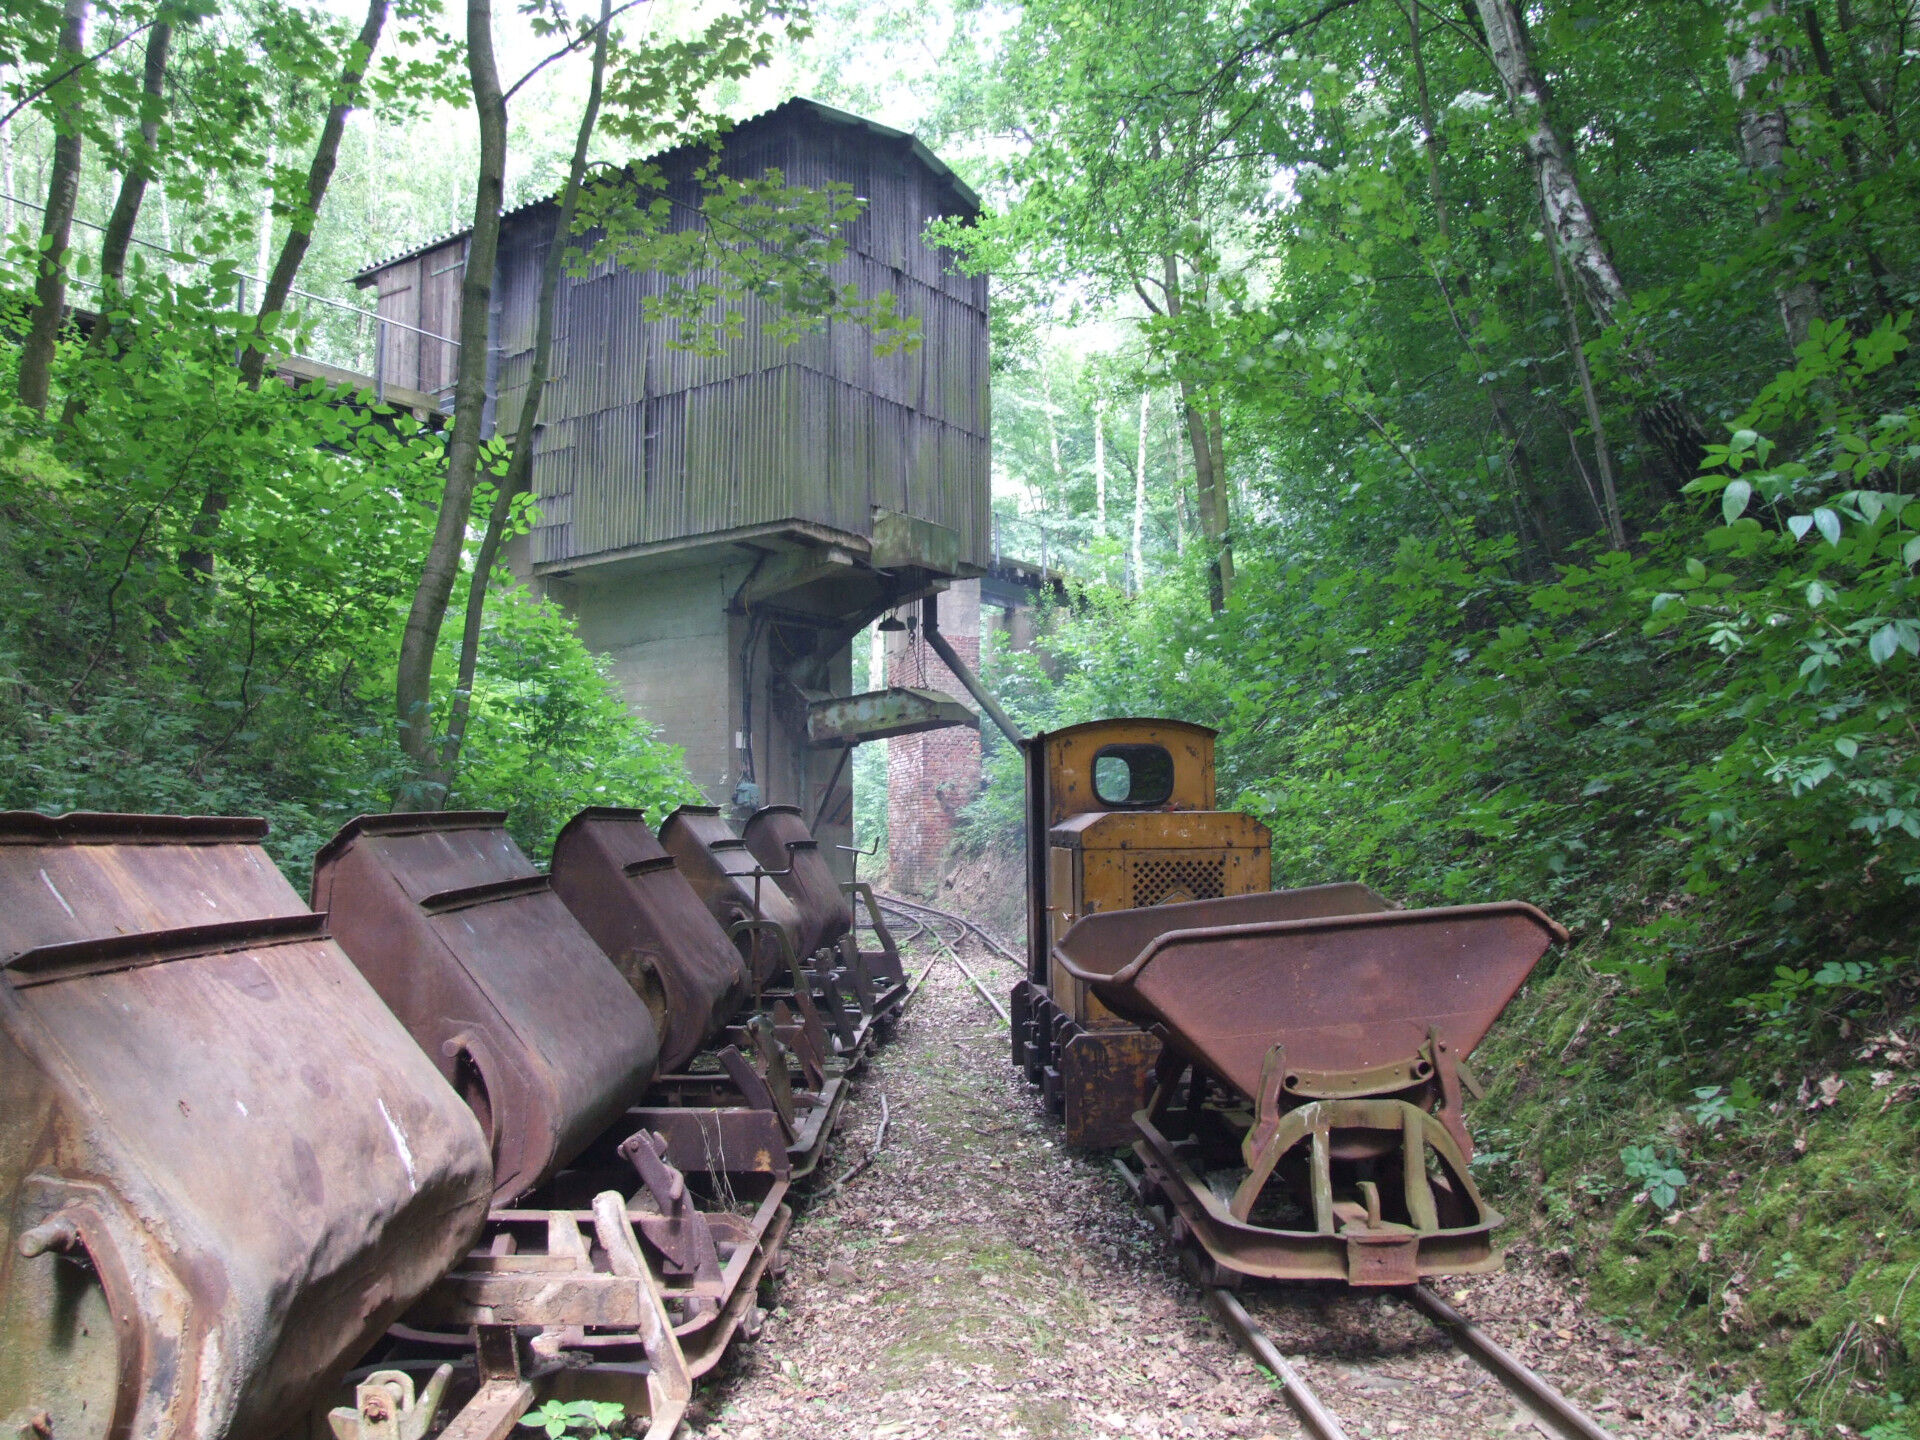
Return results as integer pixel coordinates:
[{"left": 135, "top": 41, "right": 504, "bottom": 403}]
[{"left": 1469, "top": 0, "right": 1711, "bottom": 482}]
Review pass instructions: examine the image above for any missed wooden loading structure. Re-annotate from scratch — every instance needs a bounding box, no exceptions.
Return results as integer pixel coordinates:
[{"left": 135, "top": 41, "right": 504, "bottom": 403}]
[{"left": 358, "top": 99, "right": 995, "bottom": 873}]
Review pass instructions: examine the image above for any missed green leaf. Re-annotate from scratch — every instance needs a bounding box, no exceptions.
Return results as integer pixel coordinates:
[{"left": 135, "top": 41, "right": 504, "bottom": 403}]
[
  {"left": 1835, "top": 736, "right": 1859, "bottom": 759},
  {"left": 1869, "top": 624, "right": 1900, "bottom": 666},
  {"left": 1788, "top": 514, "right": 1814, "bottom": 541},
  {"left": 1813, "top": 507, "right": 1842, "bottom": 546},
  {"left": 1721, "top": 479, "right": 1752, "bottom": 523}
]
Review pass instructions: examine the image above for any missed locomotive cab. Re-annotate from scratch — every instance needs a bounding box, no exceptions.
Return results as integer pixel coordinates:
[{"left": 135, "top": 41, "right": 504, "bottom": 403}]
[{"left": 1014, "top": 719, "right": 1271, "bottom": 1146}]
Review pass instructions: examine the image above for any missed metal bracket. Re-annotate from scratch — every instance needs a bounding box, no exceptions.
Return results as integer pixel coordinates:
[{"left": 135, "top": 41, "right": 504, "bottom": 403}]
[
  {"left": 326, "top": 1366, "right": 452, "bottom": 1440},
  {"left": 617, "top": 1130, "right": 724, "bottom": 1300},
  {"left": 591, "top": 1193, "right": 692, "bottom": 1440}
]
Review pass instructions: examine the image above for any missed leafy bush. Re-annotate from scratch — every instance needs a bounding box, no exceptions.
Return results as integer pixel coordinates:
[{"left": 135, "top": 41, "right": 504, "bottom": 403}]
[{"left": 0, "top": 269, "right": 697, "bottom": 879}]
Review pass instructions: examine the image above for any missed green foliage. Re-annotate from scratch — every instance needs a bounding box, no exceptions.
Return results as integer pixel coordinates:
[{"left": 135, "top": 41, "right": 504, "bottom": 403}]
[
  {"left": 574, "top": 161, "right": 921, "bottom": 357},
  {"left": 441, "top": 581, "right": 702, "bottom": 860},
  {"left": 1620, "top": 1143, "right": 1688, "bottom": 1209},
  {"left": 519, "top": 1399, "right": 627, "bottom": 1440},
  {"left": 0, "top": 266, "right": 696, "bottom": 876}
]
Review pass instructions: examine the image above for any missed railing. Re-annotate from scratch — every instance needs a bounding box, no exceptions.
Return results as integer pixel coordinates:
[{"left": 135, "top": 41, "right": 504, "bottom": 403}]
[
  {"left": 990, "top": 510, "right": 1087, "bottom": 579},
  {"left": 1, "top": 193, "right": 461, "bottom": 401}
]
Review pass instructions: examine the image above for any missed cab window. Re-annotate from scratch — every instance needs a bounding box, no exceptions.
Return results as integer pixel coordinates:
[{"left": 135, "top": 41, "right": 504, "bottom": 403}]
[{"left": 1091, "top": 744, "right": 1175, "bottom": 807}]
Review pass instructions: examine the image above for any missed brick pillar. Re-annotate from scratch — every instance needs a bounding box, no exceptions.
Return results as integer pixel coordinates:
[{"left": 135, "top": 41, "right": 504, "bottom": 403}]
[{"left": 885, "top": 581, "right": 983, "bottom": 892}]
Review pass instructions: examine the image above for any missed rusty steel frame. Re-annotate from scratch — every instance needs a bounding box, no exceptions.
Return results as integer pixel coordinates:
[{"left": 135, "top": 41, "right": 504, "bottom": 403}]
[
  {"left": 6, "top": 794, "right": 915, "bottom": 1434},
  {"left": 549, "top": 808, "right": 752, "bottom": 1074}
]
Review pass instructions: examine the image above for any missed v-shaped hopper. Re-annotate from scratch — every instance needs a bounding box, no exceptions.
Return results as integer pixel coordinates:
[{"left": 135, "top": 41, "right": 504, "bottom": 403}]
[
  {"left": 313, "top": 812, "right": 660, "bottom": 1201},
  {"left": 1, "top": 812, "right": 492, "bottom": 1440},
  {"left": 741, "top": 805, "right": 853, "bottom": 959},
  {"left": 1055, "top": 891, "right": 1566, "bottom": 1101},
  {"left": 658, "top": 806, "right": 805, "bottom": 986}
]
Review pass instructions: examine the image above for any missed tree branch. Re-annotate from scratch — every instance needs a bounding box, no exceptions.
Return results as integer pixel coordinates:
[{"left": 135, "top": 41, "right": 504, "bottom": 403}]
[
  {"left": 502, "top": 0, "right": 645, "bottom": 101},
  {"left": 0, "top": 19, "right": 153, "bottom": 132}
]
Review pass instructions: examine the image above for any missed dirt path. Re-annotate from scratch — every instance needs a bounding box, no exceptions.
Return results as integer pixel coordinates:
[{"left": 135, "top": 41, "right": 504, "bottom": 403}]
[{"left": 689, "top": 932, "right": 1785, "bottom": 1440}]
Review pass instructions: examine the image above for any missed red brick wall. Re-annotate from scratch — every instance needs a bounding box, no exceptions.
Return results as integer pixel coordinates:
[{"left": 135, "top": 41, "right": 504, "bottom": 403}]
[{"left": 886, "top": 622, "right": 983, "bottom": 892}]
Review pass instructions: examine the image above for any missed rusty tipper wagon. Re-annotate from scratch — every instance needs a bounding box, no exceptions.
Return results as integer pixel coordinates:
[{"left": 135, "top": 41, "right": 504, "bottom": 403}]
[
  {"left": 1011, "top": 721, "right": 1565, "bottom": 1287},
  {"left": 0, "top": 813, "right": 495, "bottom": 1440}
]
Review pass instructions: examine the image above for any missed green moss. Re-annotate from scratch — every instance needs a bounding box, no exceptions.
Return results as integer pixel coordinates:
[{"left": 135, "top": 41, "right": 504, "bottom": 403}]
[{"left": 1474, "top": 948, "right": 1920, "bottom": 1435}]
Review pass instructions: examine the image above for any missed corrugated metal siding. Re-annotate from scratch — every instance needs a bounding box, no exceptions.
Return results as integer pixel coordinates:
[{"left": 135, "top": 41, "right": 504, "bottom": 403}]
[{"left": 380, "top": 108, "right": 988, "bottom": 572}]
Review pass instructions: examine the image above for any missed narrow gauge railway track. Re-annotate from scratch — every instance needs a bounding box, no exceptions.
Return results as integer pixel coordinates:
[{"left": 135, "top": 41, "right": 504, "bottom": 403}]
[
  {"left": 1112, "top": 1157, "right": 1615, "bottom": 1440},
  {"left": 873, "top": 890, "right": 1023, "bottom": 966},
  {"left": 874, "top": 893, "right": 1019, "bottom": 1022}
]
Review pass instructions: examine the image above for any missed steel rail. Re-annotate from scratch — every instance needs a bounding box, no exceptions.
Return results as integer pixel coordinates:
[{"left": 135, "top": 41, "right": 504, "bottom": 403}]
[
  {"left": 920, "top": 925, "right": 1009, "bottom": 1025},
  {"left": 1111, "top": 1158, "right": 1615, "bottom": 1440},
  {"left": 874, "top": 896, "right": 1009, "bottom": 1024},
  {"left": 1206, "top": 1287, "right": 1352, "bottom": 1440},
  {"left": 1402, "top": 1284, "right": 1615, "bottom": 1440},
  {"left": 873, "top": 891, "right": 1023, "bottom": 968},
  {"left": 1110, "top": 1159, "right": 1348, "bottom": 1439}
]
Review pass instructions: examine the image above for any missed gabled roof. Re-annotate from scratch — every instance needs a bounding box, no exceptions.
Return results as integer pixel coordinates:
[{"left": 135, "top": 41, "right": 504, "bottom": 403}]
[{"left": 353, "top": 96, "right": 978, "bottom": 283}]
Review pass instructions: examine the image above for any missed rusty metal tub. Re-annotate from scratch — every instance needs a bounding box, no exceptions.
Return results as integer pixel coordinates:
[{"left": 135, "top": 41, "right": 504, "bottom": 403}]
[
  {"left": 549, "top": 807, "right": 750, "bottom": 1073},
  {"left": 0, "top": 812, "right": 494, "bottom": 1440},
  {"left": 656, "top": 806, "right": 804, "bottom": 988},
  {"left": 740, "top": 805, "right": 854, "bottom": 959},
  {"left": 1055, "top": 890, "right": 1565, "bottom": 1285},
  {"left": 312, "top": 812, "right": 661, "bottom": 1202},
  {"left": 1055, "top": 896, "right": 1561, "bottom": 1094}
]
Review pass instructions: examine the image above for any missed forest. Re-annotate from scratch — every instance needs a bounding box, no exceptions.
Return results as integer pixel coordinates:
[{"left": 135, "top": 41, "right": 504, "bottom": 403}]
[{"left": 0, "top": 0, "right": 1915, "bottom": 1428}]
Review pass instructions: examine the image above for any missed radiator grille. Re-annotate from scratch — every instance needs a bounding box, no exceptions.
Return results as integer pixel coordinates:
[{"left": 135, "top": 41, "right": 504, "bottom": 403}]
[{"left": 1132, "top": 856, "right": 1226, "bottom": 908}]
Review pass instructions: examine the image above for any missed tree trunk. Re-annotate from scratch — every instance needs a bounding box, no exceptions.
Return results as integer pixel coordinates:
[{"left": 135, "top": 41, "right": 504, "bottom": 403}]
[
  {"left": 182, "top": 0, "right": 389, "bottom": 575},
  {"left": 1092, "top": 395, "right": 1107, "bottom": 540},
  {"left": 58, "top": 17, "right": 170, "bottom": 429},
  {"left": 393, "top": 0, "right": 508, "bottom": 791},
  {"left": 1130, "top": 389, "right": 1149, "bottom": 592},
  {"left": 1161, "top": 252, "right": 1232, "bottom": 610},
  {"left": 433, "top": 0, "right": 613, "bottom": 787},
  {"left": 1727, "top": 0, "right": 1821, "bottom": 346},
  {"left": 1797, "top": 2, "right": 1894, "bottom": 308},
  {"left": 1470, "top": 0, "right": 1710, "bottom": 483},
  {"left": 18, "top": 0, "right": 89, "bottom": 414},
  {"left": 1409, "top": 0, "right": 1563, "bottom": 558},
  {"left": 1042, "top": 364, "right": 1065, "bottom": 495},
  {"left": 237, "top": 0, "right": 389, "bottom": 388},
  {"left": 1544, "top": 214, "right": 1627, "bottom": 546},
  {"left": 1471, "top": 0, "right": 1625, "bottom": 323},
  {"left": 98, "top": 19, "right": 169, "bottom": 285}
]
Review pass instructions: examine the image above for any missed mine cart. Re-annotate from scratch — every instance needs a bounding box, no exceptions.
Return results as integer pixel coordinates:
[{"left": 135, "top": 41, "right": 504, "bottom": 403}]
[
  {"left": 659, "top": 805, "right": 886, "bottom": 1061},
  {"left": 1056, "top": 892, "right": 1564, "bottom": 1285},
  {"left": 744, "top": 804, "right": 908, "bottom": 1016},
  {"left": 551, "top": 807, "right": 751, "bottom": 1074},
  {"left": 0, "top": 812, "right": 494, "bottom": 1440},
  {"left": 313, "top": 811, "right": 790, "bottom": 1426},
  {"left": 550, "top": 806, "right": 851, "bottom": 1180},
  {"left": 657, "top": 805, "right": 806, "bottom": 988},
  {"left": 314, "top": 811, "right": 661, "bottom": 1202}
]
